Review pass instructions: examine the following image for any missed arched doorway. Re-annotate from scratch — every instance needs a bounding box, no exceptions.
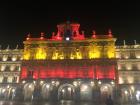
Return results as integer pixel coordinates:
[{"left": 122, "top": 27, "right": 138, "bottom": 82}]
[
  {"left": 8, "top": 87, "right": 16, "bottom": 100},
  {"left": 80, "top": 84, "right": 93, "bottom": 101},
  {"left": 1, "top": 86, "right": 16, "bottom": 100},
  {"left": 23, "top": 83, "right": 35, "bottom": 101},
  {"left": 100, "top": 84, "right": 113, "bottom": 101},
  {"left": 58, "top": 84, "right": 75, "bottom": 101},
  {"left": 41, "top": 83, "right": 51, "bottom": 100},
  {"left": 121, "top": 88, "right": 130, "bottom": 103}
]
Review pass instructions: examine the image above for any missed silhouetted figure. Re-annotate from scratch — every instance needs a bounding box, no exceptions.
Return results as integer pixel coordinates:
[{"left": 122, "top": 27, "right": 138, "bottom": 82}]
[{"left": 105, "top": 95, "right": 114, "bottom": 105}]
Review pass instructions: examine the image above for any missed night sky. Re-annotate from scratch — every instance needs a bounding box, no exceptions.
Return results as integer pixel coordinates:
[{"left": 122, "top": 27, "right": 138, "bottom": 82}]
[{"left": 0, "top": 1, "right": 140, "bottom": 48}]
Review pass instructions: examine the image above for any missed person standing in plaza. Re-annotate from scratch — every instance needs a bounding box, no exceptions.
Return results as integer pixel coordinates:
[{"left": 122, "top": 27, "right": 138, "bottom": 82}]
[{"left": 105, "top": 95, "right": 114, "bottom": 105}]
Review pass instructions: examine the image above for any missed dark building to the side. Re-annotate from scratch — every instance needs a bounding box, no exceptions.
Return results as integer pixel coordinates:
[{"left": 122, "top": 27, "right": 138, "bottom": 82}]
[{"left": 0, "top": 22, "right": 139, "bottom": 104}]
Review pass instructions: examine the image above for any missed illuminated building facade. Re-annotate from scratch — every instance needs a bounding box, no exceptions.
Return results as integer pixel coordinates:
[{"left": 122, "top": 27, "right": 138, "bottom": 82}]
[
  {"left": 0, "top": 22, "right": 140, "bottom": 103},
  {"left": 0, "top": 47, "right": 22, "bottom": 99},
  {"left": 116, "top": 44, "right": 140, "bottom": 103},
  {"left": 21, "top": 22, "right": 117, "bottom": 102}
]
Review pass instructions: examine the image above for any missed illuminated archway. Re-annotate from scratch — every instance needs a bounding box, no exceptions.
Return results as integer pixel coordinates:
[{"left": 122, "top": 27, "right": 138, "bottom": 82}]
[
  {"left": 100, "top": 84, "right": 113, "bottom": 101},
  {"left": 58, "top": 84, "right": 75, "bottom": 101},
  {"left": 80, "top": 84, "right": 93, "bottom": 101},
  {"left": 121, "top": 88, "right": 130, "bottom": 103},
  {"left": 41, "top": 83, "right": 51, "bottom": 100},
  {"left": 1, "top": 86, "right": 16, "bottom": 100},
  {"left": 23, "top": 83, "right": 35, "bottom": 101}
]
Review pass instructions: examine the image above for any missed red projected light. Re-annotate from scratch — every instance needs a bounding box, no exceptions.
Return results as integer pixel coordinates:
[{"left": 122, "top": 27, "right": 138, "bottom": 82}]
[
  {"left": 21, "top": 65, "right": 115, "bottom": 79},
  {"left": 96, "top": 65, "right": 115, "bottom": 79},
  {"left": 21, "top": 66, "right": 28, "bottom": 79}
]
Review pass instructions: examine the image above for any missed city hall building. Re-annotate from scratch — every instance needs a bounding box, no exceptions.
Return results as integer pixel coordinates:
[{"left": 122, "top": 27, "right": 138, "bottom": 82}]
[{"left": 0, "top": 22, "right": 140, "bottom": 103}]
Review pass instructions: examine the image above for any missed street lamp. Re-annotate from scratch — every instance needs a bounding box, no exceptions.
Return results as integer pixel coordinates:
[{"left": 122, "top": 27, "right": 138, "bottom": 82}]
[
  {"left": 98, "top": 81, "right": 101, "bottom": 85},
  {"left": 124, "top": 90, "right": 128, "bottom": 95},
  {"left": 22, "top": 80, "right": 26, "bottom": 84},
  {"left": 62, "top": 89, "right": 65, "bottom": 93},
  {"left": 111, "top": 81, "right": 114, "bottom": 85},
  {"left": 90, "top": 81, "right": 94, "bottom": 86},
  {"left": 40, "top": 80, "right": 44, "bottom": 85}
]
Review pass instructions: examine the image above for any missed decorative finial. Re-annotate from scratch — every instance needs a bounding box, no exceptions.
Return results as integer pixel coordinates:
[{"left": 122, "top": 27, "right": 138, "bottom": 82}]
[
  {"left": 123, "top": 40, "right": 126, "bottom": 46},
  {"left": 40, "top": 32, "right": 44, "bottom": 39},
  {"left": 92, "top": 30, "right": 96, "bottom": 38},
  {"left": 7, "top": 45, "right": 9, "bottom": 50},
  {"left": 134, "top": 40, "right": 137, "bottom": 45},
  {"left": 26, "top": 33, "right": 31, "bottom": 40},
  {"left": 16, "top": 44, "right": 18, "bottom": 49},
  {"left": 108, "top": 29, "right": 112, "bottom": 37}
]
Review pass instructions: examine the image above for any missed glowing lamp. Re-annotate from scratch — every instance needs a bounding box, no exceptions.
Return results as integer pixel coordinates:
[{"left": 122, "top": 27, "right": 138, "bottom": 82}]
[
  {"left": 22, "top": 80, "right": 26, "bottom": 84},
  {"left": 124, "top": 90, "right": 128, "bottom": 95},
  {"left": 12, "top": 89, "right": 15, "bottom": 92},
  {"left": 98, "top": 81, "right": 101, "bottom": 84},
  {"left": 62, "top": 89, "right": 65, "bottom": 93},
  {"left": 29, "top": 85, "right": 32, "bottom": 88},
  {"left": 12, "top": 57, "right": 17, "bottom": 61},
  {"left": 40, "top": 80, "right": 44, "bottom": 84},
  {"left": 68, "top": 87, "right": 71, "bottom": 91},
  {"left": 2, "top": 89, "right": 6, "bottom": 93},
  {"left": 111, "top": 81, "right": 114, "bottom": 85},
  {"left": 7, "top": 85, "right": 10, "bottom": 88},
  {"left": 66, "top": 37, "right": 70, "bottom": 41}
]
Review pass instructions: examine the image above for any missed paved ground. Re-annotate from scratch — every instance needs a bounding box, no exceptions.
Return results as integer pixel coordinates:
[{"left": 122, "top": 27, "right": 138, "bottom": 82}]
[{"left": 0, "top": 101, "right": 140, "bottom": 105}]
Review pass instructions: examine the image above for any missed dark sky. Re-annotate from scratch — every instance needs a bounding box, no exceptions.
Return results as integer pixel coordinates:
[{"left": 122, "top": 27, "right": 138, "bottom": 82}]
[{"left": 0, "top": 1, "right": 140, "bottom": 48}]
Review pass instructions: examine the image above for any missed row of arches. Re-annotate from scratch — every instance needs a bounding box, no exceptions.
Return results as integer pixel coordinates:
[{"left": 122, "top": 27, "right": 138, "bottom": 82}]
[{"left": 23, "top": 82, "right": 113, "bottom": 101}]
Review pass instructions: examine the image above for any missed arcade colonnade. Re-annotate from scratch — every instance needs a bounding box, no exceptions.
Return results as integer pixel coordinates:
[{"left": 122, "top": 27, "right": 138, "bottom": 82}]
[{"left": 22, "top": 79, "right": 114, "bottom": 101}]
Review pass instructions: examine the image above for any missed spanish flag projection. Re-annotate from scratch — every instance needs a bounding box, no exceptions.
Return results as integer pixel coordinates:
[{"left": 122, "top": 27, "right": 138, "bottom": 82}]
[{"left": 21, "top": 22, "right": 117, "bottom": 81}]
